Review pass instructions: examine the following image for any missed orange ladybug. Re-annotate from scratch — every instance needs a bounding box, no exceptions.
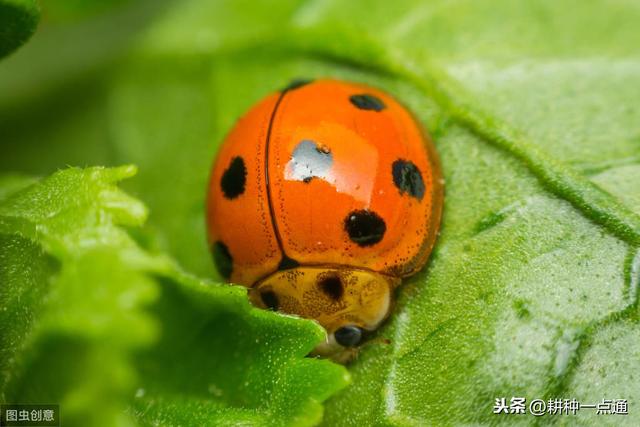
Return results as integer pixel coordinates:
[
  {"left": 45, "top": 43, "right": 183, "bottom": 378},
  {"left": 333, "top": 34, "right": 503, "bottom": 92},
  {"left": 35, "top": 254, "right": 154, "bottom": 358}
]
[{"left": 206, "top": 79, "right": 443, "bottom": 361}]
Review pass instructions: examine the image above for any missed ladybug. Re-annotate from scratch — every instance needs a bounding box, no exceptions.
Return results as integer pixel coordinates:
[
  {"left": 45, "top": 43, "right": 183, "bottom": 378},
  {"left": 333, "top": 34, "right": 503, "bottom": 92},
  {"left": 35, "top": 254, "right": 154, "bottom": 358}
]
[{"left": 206, "top": 79, "right": 443, "bottom": 361}]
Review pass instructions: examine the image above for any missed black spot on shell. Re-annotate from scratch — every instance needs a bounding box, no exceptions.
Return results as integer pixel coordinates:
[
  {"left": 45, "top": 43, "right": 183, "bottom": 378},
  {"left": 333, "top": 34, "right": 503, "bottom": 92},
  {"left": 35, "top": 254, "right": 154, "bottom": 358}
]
[
  {"left": 278, "top": 255, "right": 300, "bottom": 271},
  {"left": 220, "top": 156, "right": 247, "bottom": 199},
  {"left": 392, "top": 159, "right": 425, "bottom": 200},
  {"left": 212, "top": 241, "right": 232, "bottom": 280},
  {"left": 261, "top": 290, "right": 279, "bottom": 311},
  {"left": 318, "top": 274, "right": 343, "bottom": 301},
  {"left": 349, "top": 94, "right": 386, "bottom": 111},
  {"left": 344, "top": 209, "right": 386, "bottom": 246},
  {"left": 283, "top": 78, "right": 313, "bottom": 91}
]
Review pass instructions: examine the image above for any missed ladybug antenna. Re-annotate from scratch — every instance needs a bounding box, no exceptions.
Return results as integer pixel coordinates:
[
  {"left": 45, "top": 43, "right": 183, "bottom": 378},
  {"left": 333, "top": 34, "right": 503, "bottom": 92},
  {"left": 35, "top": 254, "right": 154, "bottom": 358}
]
[{"left": 360, "top": 335, "right": 392, "bottom": 349}]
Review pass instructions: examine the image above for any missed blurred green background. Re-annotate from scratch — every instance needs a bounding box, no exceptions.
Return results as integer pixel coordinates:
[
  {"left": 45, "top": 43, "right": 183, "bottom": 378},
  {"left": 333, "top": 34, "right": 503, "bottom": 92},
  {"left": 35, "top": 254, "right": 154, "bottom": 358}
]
[{"left": 1, "top": 1, "right": 640, "bottom": 426}]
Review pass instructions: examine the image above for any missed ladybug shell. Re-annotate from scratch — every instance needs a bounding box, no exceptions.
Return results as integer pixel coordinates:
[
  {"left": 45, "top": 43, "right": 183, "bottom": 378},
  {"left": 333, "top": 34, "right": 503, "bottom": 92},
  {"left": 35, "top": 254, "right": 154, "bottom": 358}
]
[{"left": 206, "top": 79, "right": 442, "bottom": 286}]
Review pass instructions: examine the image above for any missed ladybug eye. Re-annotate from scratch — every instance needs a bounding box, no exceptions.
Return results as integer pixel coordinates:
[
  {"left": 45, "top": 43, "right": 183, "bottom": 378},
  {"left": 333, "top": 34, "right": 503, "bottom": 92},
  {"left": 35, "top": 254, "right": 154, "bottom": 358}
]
[{"left": 334, "top": 325, "right": 363, "bottom": 347}]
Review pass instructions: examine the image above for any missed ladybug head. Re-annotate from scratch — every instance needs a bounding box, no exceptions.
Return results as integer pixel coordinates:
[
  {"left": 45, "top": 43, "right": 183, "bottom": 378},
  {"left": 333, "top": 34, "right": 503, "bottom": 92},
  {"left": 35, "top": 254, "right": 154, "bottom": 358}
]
[{"left": 249, "top": 267, "right": 399, "bottom": 362}]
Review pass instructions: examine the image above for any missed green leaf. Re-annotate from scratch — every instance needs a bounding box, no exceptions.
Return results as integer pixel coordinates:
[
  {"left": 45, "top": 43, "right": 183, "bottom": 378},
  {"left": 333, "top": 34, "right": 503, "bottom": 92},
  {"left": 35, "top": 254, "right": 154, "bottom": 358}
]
[
  {"left": 279, "top": 1, "right": 640, "bottom": 425},
  {"left": 0, "top": 167, "right": 348, "bottom": 426},
  {"left": 0, "top": 0, "right": 38, "bottom": 58},
  {"left": 0, "top": 0, "right": 182, "bottom": 186}
]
